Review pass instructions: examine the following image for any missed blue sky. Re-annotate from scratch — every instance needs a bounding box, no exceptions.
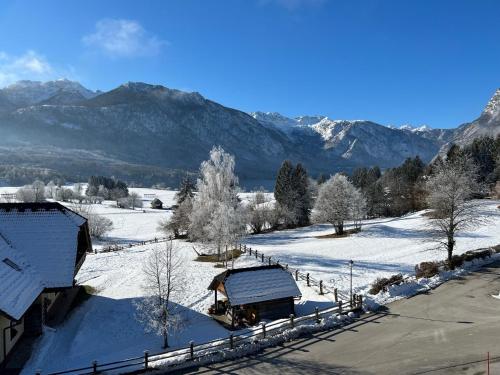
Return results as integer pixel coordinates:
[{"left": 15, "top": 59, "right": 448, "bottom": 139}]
[{"left": 0, "top": 0, "right": 498, "bottom": 128}]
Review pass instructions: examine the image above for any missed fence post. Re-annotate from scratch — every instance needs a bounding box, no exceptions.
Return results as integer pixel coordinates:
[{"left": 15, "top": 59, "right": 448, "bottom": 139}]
[
  {"left": 190, "top": 341, "right": 194, "bottom": 360},
  {"left": 290, "top": 314, "right": 295, "bottom": 328},
  {"left": 268, "top": 257, "right": 271, "bottom": 266},
  {"left": 358, "top": 295, "right": 363, "bottom": 308},
  {"left": 351, "top": 294, "right": 356, "bottom": 308},
  {"left": 338, "top": 300, "right": 343, "bottom": 313},
  {"left": 315, "top": 307, "right": 320, "bottom": 324},
  {"left": 319, "top": 280, "right": 324, "bottom": 295},
  {"left": 261, "top": 253, "right": 264, "bottom": 263},
  {"left": 255, "top": 250, "right": 258, "bottom": 259},
  {"left": 307, "top": 273, "right": 310, "bottom": 286},
  {"left": 144, "top": 350, "right": 149, "bottom": 369},
  {"left": 334, "top": 288, "right": 338, "bottom": 302},
  {"left": 92, "top": 360, "right": 98, "bottom": 374},
  {"left": 262, "top": 322, "right": 266, "bottom": 338},
  {"left": 295, "top": 269, "right": 299, "bottom": 281},
  {"left": 229, "top": 334, "right": 234, "bottom": 349}
]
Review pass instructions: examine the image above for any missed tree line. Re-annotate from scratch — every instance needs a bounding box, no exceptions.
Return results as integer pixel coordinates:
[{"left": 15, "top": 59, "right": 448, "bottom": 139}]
[{"left": 164, "top": 135, "right": 499, "bottom": 268}]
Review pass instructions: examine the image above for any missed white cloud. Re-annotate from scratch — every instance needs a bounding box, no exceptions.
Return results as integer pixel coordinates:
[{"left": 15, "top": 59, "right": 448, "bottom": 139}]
[
  {"left": 0, "top": 50, "right": 57, "bottom": 87},
  {"left": 82, "top": 19, "right": 166, "bottom": 58}
]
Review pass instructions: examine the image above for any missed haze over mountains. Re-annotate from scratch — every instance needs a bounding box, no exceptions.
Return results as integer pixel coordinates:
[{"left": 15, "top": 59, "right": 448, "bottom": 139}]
[{"left": 0, "top": 79, "right": 498, "bottom": 188}]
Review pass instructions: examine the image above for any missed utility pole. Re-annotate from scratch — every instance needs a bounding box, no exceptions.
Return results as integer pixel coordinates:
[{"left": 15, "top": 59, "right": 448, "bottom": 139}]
[{"left": 349, "top": 260, "right": 354, "bottom": 307}]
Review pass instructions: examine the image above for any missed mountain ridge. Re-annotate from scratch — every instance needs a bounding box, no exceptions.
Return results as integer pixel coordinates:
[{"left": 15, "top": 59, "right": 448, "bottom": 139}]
[{"left": 0, "top": 79, "right": 498, "bottom": 187}]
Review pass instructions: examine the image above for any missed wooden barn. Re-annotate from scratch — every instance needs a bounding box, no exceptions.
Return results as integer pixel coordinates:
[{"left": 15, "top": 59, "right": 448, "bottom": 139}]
[
  {"left": 0, "top": 203, "right": 92, "bottom": 369},
  {"left": 208, "top": 265, "right": 301, "bottom": 328},
  {"left": 150, "top": 198, "right": 163, "bottom": 209}
]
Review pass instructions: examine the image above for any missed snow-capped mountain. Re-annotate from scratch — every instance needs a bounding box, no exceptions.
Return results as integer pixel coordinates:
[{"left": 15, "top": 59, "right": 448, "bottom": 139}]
[
  {"left": 0, "top": 80, "right": 497, "bottom": 187},
  {"left": 450, "top": 88, "right": 500, "bottom": 146},
  {"left": 251, "top": 113, "right": 444, "bottom": 166},
  {"left": 1, "top": 79, "right": 99, "bottom": 106}
]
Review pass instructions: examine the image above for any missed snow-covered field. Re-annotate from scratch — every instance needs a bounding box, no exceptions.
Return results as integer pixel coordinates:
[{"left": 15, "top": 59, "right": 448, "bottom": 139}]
[
  {"left": 241, "top": 199, "right": 500, "bottom": 297},
  {"left": 1, "top": 186, "right": 499, "bottom": 373}
]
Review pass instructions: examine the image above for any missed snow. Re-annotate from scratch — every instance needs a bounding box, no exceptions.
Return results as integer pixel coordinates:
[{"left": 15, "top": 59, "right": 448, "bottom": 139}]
[
  {"left": 0, "top": 184, "right": 497, "bottom": 374},
  {"left": 222, "top": 267, "right": 301, "bottom": 305},
  {"left": 0, "top": 205, "right": 83, "bottom": 287},
  {"left": 0, "top": 236, "right": 44, "bottom": 320},
  {"left": 0, "top": 203, "right": 85, "bottom": 320},
  {"left": 240, "top": 199, "right": 500, "bottom": 298}
]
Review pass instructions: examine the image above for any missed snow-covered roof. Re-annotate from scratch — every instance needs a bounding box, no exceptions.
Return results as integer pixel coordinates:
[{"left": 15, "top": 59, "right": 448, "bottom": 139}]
[
  {"left": 210, "top": 265, "right": 301, "bottom": 306},
  {"left": 0, "top": 203, "right": 87, "bottom": 320}
]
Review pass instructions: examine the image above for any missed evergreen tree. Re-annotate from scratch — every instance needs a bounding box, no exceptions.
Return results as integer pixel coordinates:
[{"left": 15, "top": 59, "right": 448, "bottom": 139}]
[
  {"left": 274, "top": 160, "right": 294, "bottom": 210},
  {"left": 291, "top": 163, "right": 311, "bottom": 226},
  {"left": 176, "top": 176, "right": 195, "bottom": 205},
  {"left": 317, "top": 173, "right": 328, "bottom": 185}
]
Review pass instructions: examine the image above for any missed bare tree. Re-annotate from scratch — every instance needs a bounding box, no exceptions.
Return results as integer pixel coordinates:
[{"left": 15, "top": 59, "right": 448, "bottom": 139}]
[
  {"left": 72, "top": 203, "right": 114, "bottom": 239},
  {"left": 129, "top": 192, "right": 142, "bottom": 210},
  {"left": 426, "top": 155, "right": 485, "bottom": 268},
  {"left": 312, "top": 174, "right": 367, "bottom": 235},
  {"left": 248, "top": 191, "right": 272, "bottom": 234},
  {"left": 135, "top": 240, "right": 184, "bottom": 348}
]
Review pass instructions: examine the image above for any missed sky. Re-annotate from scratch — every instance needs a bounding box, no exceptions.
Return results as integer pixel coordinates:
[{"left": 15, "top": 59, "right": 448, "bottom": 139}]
[{"left": 0, "top": 0, "right": 498, "bottom": 129}]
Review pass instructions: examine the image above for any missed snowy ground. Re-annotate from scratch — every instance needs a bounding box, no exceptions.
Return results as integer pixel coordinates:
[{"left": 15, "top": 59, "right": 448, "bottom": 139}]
[
  {"left": 1, "top": 186, "right": 498, "bottom": 373},
  {"left": 241, "top": 199, "right": 500, "bottom": 298},
  {"left": 21, "top": 240, "right": 332, "bottom": 374}
]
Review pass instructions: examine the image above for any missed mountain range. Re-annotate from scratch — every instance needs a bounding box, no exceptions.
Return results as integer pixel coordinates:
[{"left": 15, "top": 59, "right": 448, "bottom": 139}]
[{"left": 0, "top": 79, "right": 498, "bottom": 188}]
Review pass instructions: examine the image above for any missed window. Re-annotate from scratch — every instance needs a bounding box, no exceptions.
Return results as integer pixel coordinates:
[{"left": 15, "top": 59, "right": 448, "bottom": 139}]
[{"left": 2, "top": 258, "right": 21, "bottom": 271}]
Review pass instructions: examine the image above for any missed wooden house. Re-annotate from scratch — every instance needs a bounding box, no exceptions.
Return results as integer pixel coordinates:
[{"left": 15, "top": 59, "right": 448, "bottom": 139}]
[
  {"left": 0, "top": 203, "right": 92, "bottom": 368},
  {"left": 208, "top": 265, "right": 301, "bottom": 328}
]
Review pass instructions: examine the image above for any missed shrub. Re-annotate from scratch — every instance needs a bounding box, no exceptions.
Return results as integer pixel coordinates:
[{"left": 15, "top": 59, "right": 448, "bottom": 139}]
[
  {"left": 415, "top": 261, "right": 439, "bottom": 279},
  {"left": 368, "top": 273, "right": 403, "bottom": 295},
  {"left": 445, "top": 255, "right": 464, "bottom": 270}
]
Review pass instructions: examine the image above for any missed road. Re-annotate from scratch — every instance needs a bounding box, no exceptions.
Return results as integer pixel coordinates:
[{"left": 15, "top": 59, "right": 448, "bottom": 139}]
[{"left": 174, "top": 260, "right": 500, "bottom": 375}]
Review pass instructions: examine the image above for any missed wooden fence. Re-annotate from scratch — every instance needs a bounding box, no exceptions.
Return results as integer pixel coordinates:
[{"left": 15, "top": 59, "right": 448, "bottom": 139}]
[
  {"left": 59, "top": 240, "right": 360, "bottom": 375},
  {"left": 242, "top": 244, "right": 351, "bottom": 303},
  {"left": 95, "top": 236, "right": 173, "bottom": 254},
  {"left": 36, "top": 300, "right": 362, "bottom": 375}
]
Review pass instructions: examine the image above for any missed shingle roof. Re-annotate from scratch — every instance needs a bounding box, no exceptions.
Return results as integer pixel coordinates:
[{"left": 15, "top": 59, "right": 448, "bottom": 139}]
[
  {"left": 209, "top": 265, "right": 302, "bottom": 306},
  {"left": 0, "top": 203, "right": 86, "bottom": 320}
]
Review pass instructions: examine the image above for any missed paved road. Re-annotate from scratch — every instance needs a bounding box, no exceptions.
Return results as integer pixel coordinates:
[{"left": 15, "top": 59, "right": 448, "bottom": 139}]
[{"left": 175, "top": 260, "right": 500, "bottom": 375}]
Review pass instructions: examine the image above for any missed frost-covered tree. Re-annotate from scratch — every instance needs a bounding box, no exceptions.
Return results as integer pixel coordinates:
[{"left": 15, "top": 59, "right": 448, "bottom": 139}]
[
  {"left": 73, "top": 182, "right": 84, "bottom": 196},
  {"left": 32, "top": 180, "right": 46, "bottom": 202},
  {"left": 160, "top": 195, "right": 193, "bottom": 238},
  {"left": 312, "top": 174, "right": 367, "bottom": 235},
  {"left": 16, "top": 186, "right": 36, "bottom": 202},
  {"left": 135, "top": 241, "right": 183, "bottom": 348},
  {"left": 45, "top": 181, "right": 58, "bottom": 199},
  {"left": 426, "top": 155, "right": 484, "bottom": 268},
  {"left": 189, "top": 146, "right": 246, "bottom": 259}
]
